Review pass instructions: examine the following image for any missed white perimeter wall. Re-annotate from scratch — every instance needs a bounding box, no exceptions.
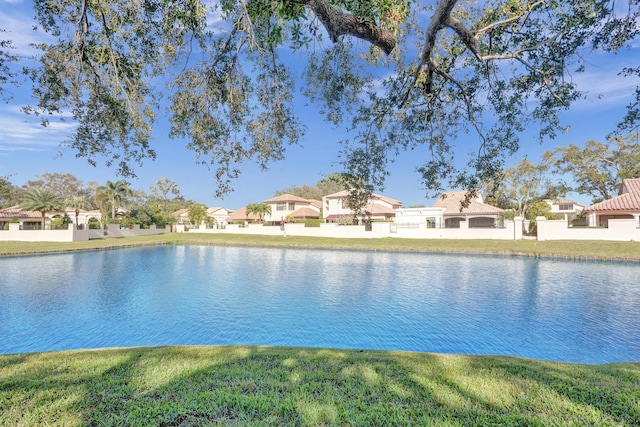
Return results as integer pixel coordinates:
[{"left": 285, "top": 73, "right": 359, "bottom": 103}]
[
  {"left": 0, "top": 223, "right": 169, "bottom": 242},
  {"left": 178, "top": 218, "right": 523, "bottom": 240},
  {"left": 536, "top": 217, "right": 640, "bottom": 241}
]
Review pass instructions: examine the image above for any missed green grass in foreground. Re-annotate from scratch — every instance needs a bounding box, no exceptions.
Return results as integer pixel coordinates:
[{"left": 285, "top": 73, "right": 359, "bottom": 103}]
[
  {"left": 1, "top": 232, "right": 640, "bottom": 261},
  {"left": 1, "top": 346, "right": 639, "bottom": 426}
]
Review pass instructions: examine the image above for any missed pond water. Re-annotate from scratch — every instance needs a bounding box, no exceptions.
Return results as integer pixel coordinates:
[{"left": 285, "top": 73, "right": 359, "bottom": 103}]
[{"left": 1, "top": 245, "right": 638, "bottom": 363}]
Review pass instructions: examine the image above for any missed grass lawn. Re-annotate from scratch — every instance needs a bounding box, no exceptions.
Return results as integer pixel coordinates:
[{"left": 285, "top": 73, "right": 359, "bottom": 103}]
[
  {"left": 1, "top": 233, "right": 639, "bottom": 425},
  {"left": 1, "top": 346, "right": 639, "bottom": 426},
  {"left": 1, "top": 231, "right": 640, "bottom": 261}
]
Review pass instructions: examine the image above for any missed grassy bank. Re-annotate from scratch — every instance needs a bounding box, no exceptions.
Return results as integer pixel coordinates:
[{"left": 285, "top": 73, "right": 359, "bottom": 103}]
[
  {"left": 1, "top": 232, "right": 640, "bottom": 261},
  {"left": 1, "top": 346, "right": 639, "bottom": 426}
]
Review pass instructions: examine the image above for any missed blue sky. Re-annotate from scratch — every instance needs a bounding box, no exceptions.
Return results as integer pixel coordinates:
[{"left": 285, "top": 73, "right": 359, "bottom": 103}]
[{"left": 0, "top": 0, "right": 638, "bottom": 209}]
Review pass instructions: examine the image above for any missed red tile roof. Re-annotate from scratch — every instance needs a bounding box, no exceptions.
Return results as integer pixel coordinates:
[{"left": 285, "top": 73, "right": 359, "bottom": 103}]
[
  {"left": 584, "top": 178, "right": 640, "bottom": 212},
  {"left": 433, "top": 191, "right": 503, "bottom": 215},
  {"left": 263, "top": 194, "right": 313, "bottom": 203},
  {"left": 0, "top": 205, "right": 44, "bottom": 219},
  {"left": 290, "top": 207, "right": 320, "bottom": 219},
  {"left": 366, "top": 202, "right": 396, "bottom": 216},
  {"left": 324, "top": 190, "right": 402, "bottom": 207},
  {"left": 226, "top": 206, "right": 259, "bottom": 222}
]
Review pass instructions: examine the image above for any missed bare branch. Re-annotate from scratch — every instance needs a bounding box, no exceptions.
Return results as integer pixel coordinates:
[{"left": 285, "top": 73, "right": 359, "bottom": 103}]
[
  {"left": 431, "top": 60, "right": 486, "bottom": 146},
  {"left": 474, "top": 0, "right": 545, "bottom": 38},
  {"left": 399, "top": 0, "right": 459, "bottom": 107},
  {"left": 446, "top": 15, "right": 479, "bottom": 57}
]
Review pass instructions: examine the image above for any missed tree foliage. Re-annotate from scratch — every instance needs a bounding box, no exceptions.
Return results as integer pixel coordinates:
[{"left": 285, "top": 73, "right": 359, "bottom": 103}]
[
  {"left": 187, "top": 204, "right": 208, "bottom": 227},
  {"left": 65, "top": 195, "right": 88, "bottom": 229},
  {"left": 489, "top": 158, "right": 550, "bottom": 218},
  {"left": 0, "top": 32, "right": 18, "bottom": 101},
  {"left": 544, "top": 133, "right": 640, "bottom": 203},
  {"left": 25, "top": 172, "right": 95, "bottom": 204},
  {"left": 21, "top": 187, "right": 63, "bottom": 228},
  {"left": 150, "top": 178, "right": 181, "bottom": 212},
  {"left": 274, "top": 172, "right": 350, "bottom": 199},
  {"left": 94, "top": 180, "right": 132, "bottom": 220},
  {"left": 0, "top": 175, "right": 22, "bottom": 209},
  {"left": 525, "top": 199, "right": 554, "bottom": 233},
  {"left": 7, "top": 0, "right": 640, "bottom": 198},
  {"left": 246, "top": 202, "right": 272, "bottom": 222}
]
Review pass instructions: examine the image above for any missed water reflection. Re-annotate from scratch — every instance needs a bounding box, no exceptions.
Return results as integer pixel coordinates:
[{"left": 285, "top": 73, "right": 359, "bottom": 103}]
[{"left": 0, "top": 246, "right": 638, "bottom": 363}]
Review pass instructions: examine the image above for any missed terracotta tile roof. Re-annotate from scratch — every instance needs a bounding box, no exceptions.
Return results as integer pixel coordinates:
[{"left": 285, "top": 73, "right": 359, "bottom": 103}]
[
  {"left": 226, "top": 206, "right": 259, "bottom": 222},
  {"left": 433, "top": 191, "right": 503, "bottom": 215},
  {"left": 308, "top": 199, "right": 322, "bottom": 209},
  {"left": 324, "top": 190, "right": 401, "bottom": 207},
  {"left": 584, "top": 178, "right": 640, "bottom": 212},
  {"left": 0, "top": 205, "right": 43, "bottom": 219},
  {"left": 550, "top": 198, "right": 583, "bottom": 206},
  {"left": 171, "top": 208, "right": 189, "bottom": 217},
  {"left": 366, "top": 202, "right": 396, "bottom": 215},
  {"left": 263, "top": 194, "right": 313, "bottom": 203},
  {"left": 206, "top": 207, "right": 233, "bottom": 215},
  {"left": 324, "top": 190, "right": 351, "bottom": 198},
  {"left": 375, "top": 195, "right": 402, "bottom": 207},
  {"left": 290, "top": 206, "right": 320, "bottom": 219},
  {"left": 621, "top": 178, "right": 640, "bottom": 196}
]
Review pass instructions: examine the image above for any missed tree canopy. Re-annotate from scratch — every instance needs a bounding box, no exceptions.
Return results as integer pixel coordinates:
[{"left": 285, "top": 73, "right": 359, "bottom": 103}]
[
  {"left": 545, "top": 133, "right": 640, "bottom": 203},
  {"left": 21, "top": 187, "right": 63, "bottom": 227},
  {"left": 274, "top": 172, "right": 350, "bottom": 199},
  {"left": 4, "top": 0, "right": 639, "bottom": 198}
]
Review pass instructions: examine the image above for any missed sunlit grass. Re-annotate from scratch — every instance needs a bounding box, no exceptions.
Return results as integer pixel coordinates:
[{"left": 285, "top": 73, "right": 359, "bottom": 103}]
[
  {"left": 1, "top": 232, "right": 640, "bottom": 261},
  {"left": 1, "top": 346, "right": 638, "bottom": 426}
]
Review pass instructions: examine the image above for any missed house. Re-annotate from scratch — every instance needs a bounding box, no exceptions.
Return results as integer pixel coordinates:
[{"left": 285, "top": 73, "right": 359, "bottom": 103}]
[
  {"left": 394, "top": 206, "right": 446, "bottom": 228},
  {"left": 0, "top": 205, "right": 102, "bottom": 230},
  {"left": 226, "top": 206, "right": 259, "bottom": 224},
  {"left": 544, "top": 198, "right": 585, "bottom": 220},
  {"left": 206, "top": 207, "right": 234, "bottom": 226},
  {"left": 583, "top": 178, "right": 640, "bottom": 227},
  {"left": 323, "top": 190, "right": 401, "bottom": 223},
  {"left": 432, "top": 191, "right": 504, "bottom": 228},
  {"left": 172, "top": 207, "right": 233, "bottom": 226},
  {"left": 0, "top": 205, "right": 44, "bottom": 230},
  {"left": 172, "top": 208, "right": 191, "bottom": 225},
  {"left": 262, "top": 194, "right": 321, "bottom": 223},
  {"left": 61, "top": 208, "right": 102, "bottom": 227}
]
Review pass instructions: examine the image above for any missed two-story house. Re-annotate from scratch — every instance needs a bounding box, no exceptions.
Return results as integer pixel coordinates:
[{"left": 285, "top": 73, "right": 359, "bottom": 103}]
[
  {"left": 322, "top": 190, "right": 401, "bottom": 223},
  {"left": 262, "top": 194, "right": 321, "bottom": 223},
  {"left": 544, "top": 198, "right": 585, "bottom": 220}
]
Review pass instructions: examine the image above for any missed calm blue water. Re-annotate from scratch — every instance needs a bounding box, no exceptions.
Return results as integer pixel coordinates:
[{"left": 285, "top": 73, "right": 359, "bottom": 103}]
[{"left": 0, "top": 245, "right": 638, "bottom": 363}]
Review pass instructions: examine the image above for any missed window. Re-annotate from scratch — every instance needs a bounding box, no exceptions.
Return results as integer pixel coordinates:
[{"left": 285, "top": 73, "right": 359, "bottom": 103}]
[
  {"left": 288, "top": 202, "right": 295, "bottom": 210},
  {"left": 559, "top": 204, "right": 573, "bottom": 211},
  {"left": 276, "top": 203, "right": 286, "bottom": 211}
]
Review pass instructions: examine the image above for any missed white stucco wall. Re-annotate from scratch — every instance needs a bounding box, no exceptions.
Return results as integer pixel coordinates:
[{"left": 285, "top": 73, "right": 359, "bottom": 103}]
[
  {"left": 183, "top": 218, "right": 524, "bottom": 240},
  {"left": 0, "top": 223, "right": 169, "bottom": 242},
  {"left": 536, "top": 217, "right": 640, "bottom": 241}
]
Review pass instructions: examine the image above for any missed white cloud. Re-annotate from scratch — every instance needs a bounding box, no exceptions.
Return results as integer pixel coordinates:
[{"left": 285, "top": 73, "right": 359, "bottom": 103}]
[{"left": 0, "top": 105, "right": 76, "bottom": 152}]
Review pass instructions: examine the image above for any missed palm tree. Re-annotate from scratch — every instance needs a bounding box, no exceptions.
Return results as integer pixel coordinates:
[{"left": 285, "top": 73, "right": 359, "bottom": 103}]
[
  {"left": 21, "top": 188, "right": 63, "bottom": 230},
  {"left": 66, "top": 196, "right": 88, "bottom": 229},
  {"left": 95, "top": 180, "right": 131, "bottom": 221},
  {"left": 246, "top": 202, "right": 272, "bottom": 223},
  {"left": 187, "top": 204, "right": 208, "bottom": 227}
]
